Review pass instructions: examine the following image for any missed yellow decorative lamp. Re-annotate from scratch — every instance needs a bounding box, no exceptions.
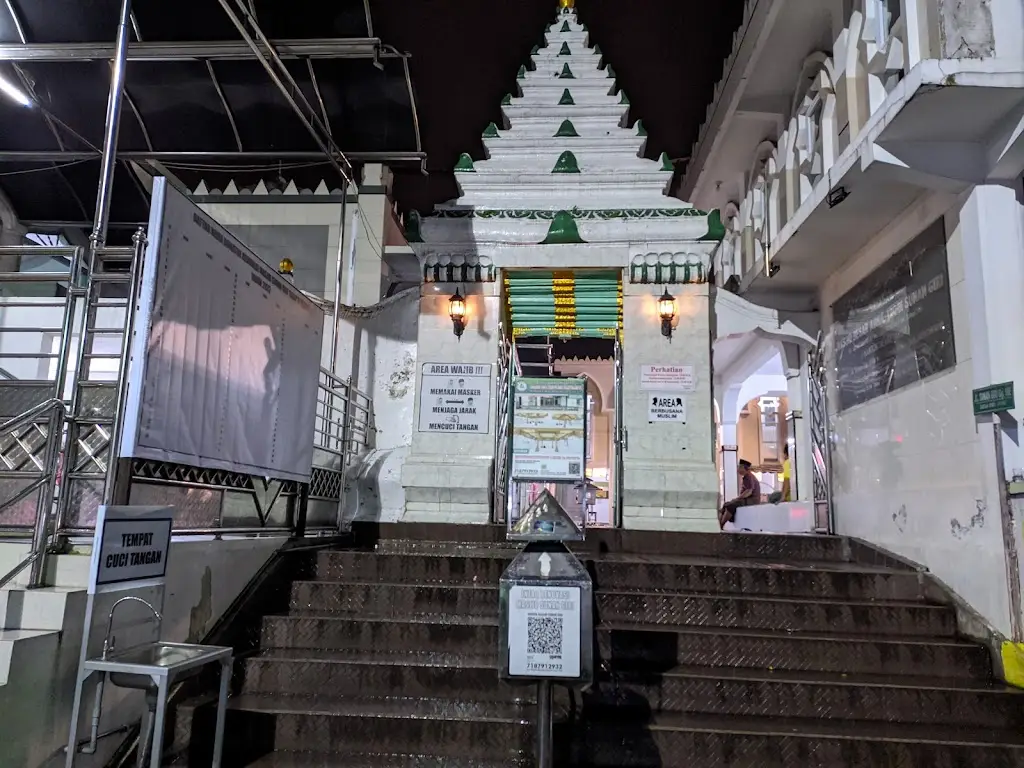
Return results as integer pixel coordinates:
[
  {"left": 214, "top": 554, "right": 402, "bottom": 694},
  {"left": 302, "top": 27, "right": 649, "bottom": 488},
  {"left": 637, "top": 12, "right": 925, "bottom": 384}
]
[
  {"left": 278, "top": 257, "right": 295, "bottom": 282},
  {"left": 559, "top": 0, "right": 575, "bottom": 8}
]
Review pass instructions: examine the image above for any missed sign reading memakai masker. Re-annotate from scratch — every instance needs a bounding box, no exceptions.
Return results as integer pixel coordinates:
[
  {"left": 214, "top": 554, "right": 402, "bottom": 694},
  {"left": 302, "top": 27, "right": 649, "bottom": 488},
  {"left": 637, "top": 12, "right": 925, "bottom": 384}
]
[{"left": 417, "top": 363, "right": 492, "bottom": 434}]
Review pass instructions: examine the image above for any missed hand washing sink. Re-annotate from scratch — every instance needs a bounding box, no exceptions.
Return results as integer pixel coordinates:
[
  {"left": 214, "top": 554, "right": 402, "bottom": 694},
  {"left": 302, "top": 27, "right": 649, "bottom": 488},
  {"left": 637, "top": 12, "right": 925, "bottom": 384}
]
[{"left": 95, "top": 642, "right": 229, "bottom": 691}]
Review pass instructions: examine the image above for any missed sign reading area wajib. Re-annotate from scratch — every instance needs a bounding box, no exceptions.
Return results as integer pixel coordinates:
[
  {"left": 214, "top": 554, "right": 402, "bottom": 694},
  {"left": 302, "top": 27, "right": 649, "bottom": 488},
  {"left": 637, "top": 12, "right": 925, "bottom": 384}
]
[{"left": 418, "top": 363, "right": 492, "bottom": 434}]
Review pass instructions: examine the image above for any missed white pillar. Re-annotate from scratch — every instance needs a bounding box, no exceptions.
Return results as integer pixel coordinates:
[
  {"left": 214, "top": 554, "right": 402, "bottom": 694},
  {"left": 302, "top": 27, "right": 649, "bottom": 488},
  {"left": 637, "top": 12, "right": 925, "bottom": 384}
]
[
  {"left": 720, "top": 421, "right": 739, "bottom": 500},
  {"left": 401, "top": 280, "right": 500, "bottom": 524},
  {"left": 620, "top": 282, "right": 719, "bottom": 532},
  {"left": 783, "top": 342, "right": 815, "bottom": 503}
]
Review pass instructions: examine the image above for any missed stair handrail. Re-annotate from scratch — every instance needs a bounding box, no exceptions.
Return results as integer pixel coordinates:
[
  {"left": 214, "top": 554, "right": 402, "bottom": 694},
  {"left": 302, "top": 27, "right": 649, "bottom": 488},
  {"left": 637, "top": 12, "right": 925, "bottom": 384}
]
[
  {"left": 1, "top": 397, "right": 67, "bottom": 589},
  {"left": 1, "top": 397, "right": 66, "bottom": 437}
]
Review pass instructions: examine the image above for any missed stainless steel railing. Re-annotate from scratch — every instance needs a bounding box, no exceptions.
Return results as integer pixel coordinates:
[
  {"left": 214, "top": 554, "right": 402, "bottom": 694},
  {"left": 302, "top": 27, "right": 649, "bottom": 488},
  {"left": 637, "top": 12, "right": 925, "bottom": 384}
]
[{"left": 1, "top": 238, "right": 376, "bottom": 587}]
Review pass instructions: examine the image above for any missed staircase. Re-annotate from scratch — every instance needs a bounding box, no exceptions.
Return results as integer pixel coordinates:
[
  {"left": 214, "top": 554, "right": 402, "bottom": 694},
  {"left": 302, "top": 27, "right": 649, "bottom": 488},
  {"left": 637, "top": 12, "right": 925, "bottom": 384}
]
[{"left": 182, "top": 523, "right": 1024, "bottom": 767}]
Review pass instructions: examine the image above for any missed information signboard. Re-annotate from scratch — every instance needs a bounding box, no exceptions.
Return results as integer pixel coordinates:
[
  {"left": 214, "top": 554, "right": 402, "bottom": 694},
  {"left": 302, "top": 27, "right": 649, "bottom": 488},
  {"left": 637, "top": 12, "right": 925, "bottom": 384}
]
[
  {"left": 510, "top": 378, "right": 586, "bottom": 481},
  {"left": 88, "top": 505, "right": 173, "bottom": 593},
  {"left": 417, "top": 363, "right": 492, "bottom": 434},
  {"left": 640, "top": 365, "right": 696, "bottom": 392},
  {"left": 973, "top": 382, "right": 1015, "bottom": 416},
  {"left": 648, "top": 393, "right": 687, "bottom": 422},
  {"left": 507, "top": 584, "right": 582, "bottom": 678}
]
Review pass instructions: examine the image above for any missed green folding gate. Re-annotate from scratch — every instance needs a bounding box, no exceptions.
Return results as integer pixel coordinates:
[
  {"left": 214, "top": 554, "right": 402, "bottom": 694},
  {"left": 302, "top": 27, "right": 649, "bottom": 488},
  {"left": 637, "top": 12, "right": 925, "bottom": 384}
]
[{"left": 505, "top": 270, "right": 622, "bottom": 339}]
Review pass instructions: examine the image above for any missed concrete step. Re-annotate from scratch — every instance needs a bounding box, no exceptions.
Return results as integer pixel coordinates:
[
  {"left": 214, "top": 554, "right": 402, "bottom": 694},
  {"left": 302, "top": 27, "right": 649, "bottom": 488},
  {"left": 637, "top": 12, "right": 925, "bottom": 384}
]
[
  {"left": 0, "top": 628, "right": 59, "bottom": 686},
  {"left": 315, "top": 550, "right": 929, "bottom": 601},
  {"left": 288, "top": 581, "right": 956, "bottom": 637},
  {"left": 221, "top": 695, "right": 533, "bottom": 764},
  {"left": 259, "top": 614, "right": 990, "bottom": 679},
  {"left": 1, "top": 585, "right": 85, "bottom": 630},
  {"left": 236, "top": 649, "right": 1024, "bottom": 729},
  {"left": 352, "top": 523, "right": 855, "bottom": 563},
  {"left": 571, "top": 712, "right": 1024, "bottom": 767}
]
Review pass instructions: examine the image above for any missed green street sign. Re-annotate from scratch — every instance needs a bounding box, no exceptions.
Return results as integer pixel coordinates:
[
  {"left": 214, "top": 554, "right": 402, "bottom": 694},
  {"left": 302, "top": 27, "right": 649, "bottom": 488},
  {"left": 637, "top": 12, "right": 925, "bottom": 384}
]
[{"left": 973, "top": 382, "right": 1015, "bottom": 415}]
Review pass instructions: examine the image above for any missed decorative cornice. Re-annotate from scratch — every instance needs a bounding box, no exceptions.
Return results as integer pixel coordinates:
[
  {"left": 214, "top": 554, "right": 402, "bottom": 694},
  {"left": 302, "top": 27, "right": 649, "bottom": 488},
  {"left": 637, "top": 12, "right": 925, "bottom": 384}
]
[
  {"left": 629, "top": 252, "right": 709, "bottom": 284},
  {"left": 421, "top": 253, "right": 496, "bottom": 283},
  {"left": 421, "top": 207, "right": 710, "bottom": 221}
]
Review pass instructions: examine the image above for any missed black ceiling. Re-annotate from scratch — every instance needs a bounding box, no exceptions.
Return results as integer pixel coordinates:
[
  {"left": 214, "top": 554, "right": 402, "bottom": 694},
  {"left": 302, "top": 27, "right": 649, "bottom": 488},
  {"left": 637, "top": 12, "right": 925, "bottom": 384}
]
[{"left": 0, "top": 0, "right": 745, "bottom": 235}]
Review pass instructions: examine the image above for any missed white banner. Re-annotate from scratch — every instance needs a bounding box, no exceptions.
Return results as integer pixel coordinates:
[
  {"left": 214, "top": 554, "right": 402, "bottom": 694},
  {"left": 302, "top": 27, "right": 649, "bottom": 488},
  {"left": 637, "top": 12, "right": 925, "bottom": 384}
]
[
  {"left": 417, "top": 363, "right": 492, "bottom": 434},
  {"left": 120, "top": 178, "right": 323, "bottom": 482}
]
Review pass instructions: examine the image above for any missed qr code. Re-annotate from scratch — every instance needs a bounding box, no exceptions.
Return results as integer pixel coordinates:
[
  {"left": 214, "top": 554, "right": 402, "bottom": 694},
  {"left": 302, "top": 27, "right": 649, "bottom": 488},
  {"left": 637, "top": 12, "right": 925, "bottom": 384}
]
[
  {"left": 527, "top": 615, "right": 563, "bottom": 657},
  {"left": 568, "top": 462, "right": 581, "bottom": 475}
]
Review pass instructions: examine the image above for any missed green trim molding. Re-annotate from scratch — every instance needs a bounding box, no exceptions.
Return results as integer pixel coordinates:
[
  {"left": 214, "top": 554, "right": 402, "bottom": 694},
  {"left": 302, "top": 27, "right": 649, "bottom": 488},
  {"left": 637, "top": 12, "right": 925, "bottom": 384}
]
[
  {"left": 699, "top": 209, "right": 726, "bottom": 241},
  {"left": 501, "top": 93, "right": 513, "bottom": 106},
  {"left": 551, "top": 151, "right": 581, "bottom": 173},
  {"left": 558, "top": 63, "right": 575, "bottom": 79},
  {"left": 619, "top": 91, "right": 629, "bottom": 105},
  {"left": 636, "top": 120, "right": 647, "bottom": 137},
  {"left": 558, "top": 89, "right": 575, "bottom": 106},
  {"left": 559, "top": 41, "right": 571, "bottom": 55},
  {"left": 428, "top": 207, "right": 711, "bottom": 221},
  {"left": 554, "top": 119, "right": 579, "bottom": 138},
  {"left": 540, "top": 211, "right": 586, "bottom": 244},
  {"left": 660, "top": 152, "right": 673, "bottom": 171},
  {"left": 482, "top": 122, "right": 500, "bottom": 138},
  {"left": 517, "top": 64, "right": 527, "bottom": 79},
  {"left": 454, "top": 153, "right": 476, "bottom": 172}
]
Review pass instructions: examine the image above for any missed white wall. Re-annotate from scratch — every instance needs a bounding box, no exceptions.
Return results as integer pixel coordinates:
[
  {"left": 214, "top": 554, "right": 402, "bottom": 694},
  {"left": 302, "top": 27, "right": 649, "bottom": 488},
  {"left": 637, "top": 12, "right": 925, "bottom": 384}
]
[
  {"left": 0, "top": 537, "right": 283, "bottom": 768},
  {"left": 821, "top": 188, "right": 1016, "bottom": 636}
]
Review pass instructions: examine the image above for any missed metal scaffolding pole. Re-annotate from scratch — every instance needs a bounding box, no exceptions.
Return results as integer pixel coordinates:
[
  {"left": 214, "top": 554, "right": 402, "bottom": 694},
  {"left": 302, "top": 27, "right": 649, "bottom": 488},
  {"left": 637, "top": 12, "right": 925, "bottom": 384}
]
[
  {"left": 89, "top": 0, "right": 133, "bottom": 253},
  {"left": 0, "top": 150, "right": 426, "bottom": 163},
  {"left": 0, "top": 38, "right": 393, "bottom": 62}
]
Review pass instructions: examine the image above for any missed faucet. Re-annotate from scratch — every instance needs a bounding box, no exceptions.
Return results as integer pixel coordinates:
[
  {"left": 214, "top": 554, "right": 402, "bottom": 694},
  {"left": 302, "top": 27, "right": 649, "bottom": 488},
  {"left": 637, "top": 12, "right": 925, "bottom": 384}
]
[{"left": 102, "top": 595, "right": 163, "bottom": 660}]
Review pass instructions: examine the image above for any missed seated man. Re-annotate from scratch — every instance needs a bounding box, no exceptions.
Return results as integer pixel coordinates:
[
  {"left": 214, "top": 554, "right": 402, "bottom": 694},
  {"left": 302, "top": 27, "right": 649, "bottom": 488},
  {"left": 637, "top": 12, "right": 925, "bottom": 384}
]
[{"left": 719, "top": 459, "right": 761, "bottom": 530}]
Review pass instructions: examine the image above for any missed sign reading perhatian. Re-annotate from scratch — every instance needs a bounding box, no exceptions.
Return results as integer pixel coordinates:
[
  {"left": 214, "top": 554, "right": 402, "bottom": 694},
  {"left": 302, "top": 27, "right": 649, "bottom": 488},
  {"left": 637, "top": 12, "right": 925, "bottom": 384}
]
[
  {"left": 90, "top": 506, "right": 173, "bottom": 593},
  {"left": 648, "top": 393, "right": 687, "bottom": 423},
  {"left": 507, "top": 584, "right": 582, "bottom": 678},
  {"left": 511, "top": 377, "right": 587, "bottom": 482},
  {"left": 418, "top": 363, "right": 492, "bottom": 434},
  {"left": 640, "top": 365, "right": 696, "bottom": 392}
]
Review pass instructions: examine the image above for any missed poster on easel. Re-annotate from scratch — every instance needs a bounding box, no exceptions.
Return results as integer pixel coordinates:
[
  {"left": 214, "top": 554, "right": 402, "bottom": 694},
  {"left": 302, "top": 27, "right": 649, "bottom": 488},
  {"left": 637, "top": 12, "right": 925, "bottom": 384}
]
[{"left": 510, "top": 378, "right": 587, "bottom": 482}]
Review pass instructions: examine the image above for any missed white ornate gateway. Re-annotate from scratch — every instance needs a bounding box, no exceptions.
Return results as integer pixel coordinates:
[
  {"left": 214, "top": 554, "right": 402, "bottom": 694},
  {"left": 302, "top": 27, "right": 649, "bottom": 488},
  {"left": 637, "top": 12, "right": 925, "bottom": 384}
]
[{"left": 400, "top": 0, "right": 724, "bottom": 531}]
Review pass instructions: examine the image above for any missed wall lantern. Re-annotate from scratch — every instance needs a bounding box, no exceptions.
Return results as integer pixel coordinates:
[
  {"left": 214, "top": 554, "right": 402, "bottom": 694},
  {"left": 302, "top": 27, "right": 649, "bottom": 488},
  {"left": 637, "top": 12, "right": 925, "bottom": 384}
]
[
  {"left": 658, "top": 288, "right": 676, "bottom": 338},
  {"left": 449, "top": 289, "right": 467, "bottom": 339}
]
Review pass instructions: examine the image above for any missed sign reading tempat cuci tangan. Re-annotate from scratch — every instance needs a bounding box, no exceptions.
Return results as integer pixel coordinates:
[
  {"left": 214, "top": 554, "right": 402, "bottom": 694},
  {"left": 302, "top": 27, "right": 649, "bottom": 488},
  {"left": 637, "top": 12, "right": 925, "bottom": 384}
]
[
  {"left": 89, "top": 505, "right": 173, "bottom": 593},
  {"left": 511, "top": 377, "right": 587, "bottom": 482},
  {"left": 507, "top": 584, "right": 582, "bottom": 677},
  {"left": 648, "top": 393, "right": 687, "bottom": 423},
  {"left": 417, "top": 363, "right": 492, "bottom": 434},
  {"left": 640, "top": 365, "right": 696, "bottom": 392}
]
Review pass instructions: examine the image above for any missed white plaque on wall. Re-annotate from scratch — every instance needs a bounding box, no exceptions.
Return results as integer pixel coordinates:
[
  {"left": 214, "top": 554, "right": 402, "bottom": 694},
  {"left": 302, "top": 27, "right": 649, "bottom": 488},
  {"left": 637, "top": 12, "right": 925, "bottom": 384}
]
[
  {"left": 640, "top": 364, "right": 696, "bottom": 392},
  {"left": 417, "top": 363, "right": 492, "bottom": 434},
  {"left": 507, "top": 584, "right": 582, "bottom": 677},
  {"left": 648, "top": 393, "right": 687, "bottom": 423}
]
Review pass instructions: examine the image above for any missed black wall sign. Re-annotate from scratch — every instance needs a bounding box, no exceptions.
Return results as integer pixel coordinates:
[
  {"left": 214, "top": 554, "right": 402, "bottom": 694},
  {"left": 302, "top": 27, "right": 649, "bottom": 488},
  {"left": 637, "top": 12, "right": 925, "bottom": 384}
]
[{"left": 831, "top": 218, "right": 956, "bottom": 411}]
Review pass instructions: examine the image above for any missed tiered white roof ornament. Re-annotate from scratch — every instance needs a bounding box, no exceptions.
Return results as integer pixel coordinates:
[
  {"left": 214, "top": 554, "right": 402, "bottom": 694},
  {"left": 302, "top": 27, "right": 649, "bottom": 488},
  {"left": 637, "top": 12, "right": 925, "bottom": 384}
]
[{"left": 407, "top": 0, "right": 722, "bottom": 283}]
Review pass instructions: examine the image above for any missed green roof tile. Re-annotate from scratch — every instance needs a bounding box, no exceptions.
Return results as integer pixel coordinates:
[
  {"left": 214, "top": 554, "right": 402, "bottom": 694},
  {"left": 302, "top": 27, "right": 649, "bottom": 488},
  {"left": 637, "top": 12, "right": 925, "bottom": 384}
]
[{"left": 552, "top": 150, "right": 581, "bottom": 173}]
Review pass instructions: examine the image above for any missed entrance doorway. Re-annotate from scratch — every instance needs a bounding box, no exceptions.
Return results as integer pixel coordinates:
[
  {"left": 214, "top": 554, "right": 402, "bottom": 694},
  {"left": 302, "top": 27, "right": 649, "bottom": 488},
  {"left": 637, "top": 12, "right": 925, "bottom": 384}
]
[
  {"left": 511, "top": 336, "right": 619, "bottom": 527},
  {"left": 493, "top": 269, "right": 624, "bottom": 528}
]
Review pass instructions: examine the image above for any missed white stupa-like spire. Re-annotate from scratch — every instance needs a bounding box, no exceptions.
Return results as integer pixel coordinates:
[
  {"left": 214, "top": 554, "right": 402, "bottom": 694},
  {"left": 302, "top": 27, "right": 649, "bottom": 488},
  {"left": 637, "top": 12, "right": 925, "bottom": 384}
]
[
  {"left": 449, "top": 3, "right": 671, "bottom": 210},
  {"left": 407, "top": 2, "right": 723, "bottom": 252}
]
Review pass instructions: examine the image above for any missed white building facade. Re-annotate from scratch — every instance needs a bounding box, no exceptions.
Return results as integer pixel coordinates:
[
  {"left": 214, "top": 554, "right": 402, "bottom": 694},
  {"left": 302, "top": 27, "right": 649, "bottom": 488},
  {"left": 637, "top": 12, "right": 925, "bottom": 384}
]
[{"left": 682, "top": 0, "right": 1024, "bottom": 637}]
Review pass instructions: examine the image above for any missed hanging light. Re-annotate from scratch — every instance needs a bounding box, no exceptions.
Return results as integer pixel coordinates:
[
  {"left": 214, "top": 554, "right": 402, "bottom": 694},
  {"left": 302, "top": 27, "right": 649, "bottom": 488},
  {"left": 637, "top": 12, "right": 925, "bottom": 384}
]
[
  {"left": 0, "top": 75, "right": 31, "bottom": 107},
  {"left": 658, "top": 288, "right": 676, "bottom": 338},
  {"left": 449, "top": 289, "right": 467, "bottom": 339}
]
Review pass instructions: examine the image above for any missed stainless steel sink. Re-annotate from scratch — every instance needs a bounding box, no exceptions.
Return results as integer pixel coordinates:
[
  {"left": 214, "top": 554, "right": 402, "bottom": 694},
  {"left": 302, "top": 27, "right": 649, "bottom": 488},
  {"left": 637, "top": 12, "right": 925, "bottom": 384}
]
[{"left": 106, "top": 643, "right": 211, "bottom": 690}]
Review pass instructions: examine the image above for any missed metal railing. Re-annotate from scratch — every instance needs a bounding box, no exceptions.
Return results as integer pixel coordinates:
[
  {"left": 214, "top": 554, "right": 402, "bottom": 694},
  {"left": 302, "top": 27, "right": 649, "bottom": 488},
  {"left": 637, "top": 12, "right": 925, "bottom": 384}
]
[
  {"left": 807, "top": 333, "right": 835, "bottom": 533},
  {"left": 1, "top": 239, "right": 376, "bottom": 586},
  {"left": 315, "top": 367, "right": 373, "bottom": 467}
]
